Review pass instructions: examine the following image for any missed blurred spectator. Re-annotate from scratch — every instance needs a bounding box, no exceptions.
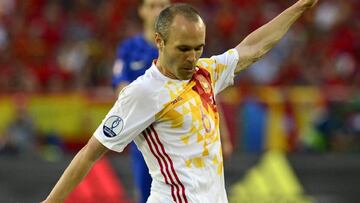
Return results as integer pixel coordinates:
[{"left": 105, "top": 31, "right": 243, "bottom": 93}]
[
  {"left": 0, "top": 94, "right": 37, "bottom": 155},
  {"left": 0, "top": 23, "right": 8, "bottom": 50},
  {"left": 0, "top": 0, "right": 15, "bottom": 18},
  {"left": 0, "top": 0, "right": 359, "bottom": 154},
  {"left": 0, "top": 0, "right": 358, "bottom": 92}
]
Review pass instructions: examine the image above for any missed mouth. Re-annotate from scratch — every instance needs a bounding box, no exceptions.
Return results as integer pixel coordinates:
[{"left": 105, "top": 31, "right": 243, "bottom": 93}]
[{"left": 183, "top": 66, "right": 195, "bottom": 72}]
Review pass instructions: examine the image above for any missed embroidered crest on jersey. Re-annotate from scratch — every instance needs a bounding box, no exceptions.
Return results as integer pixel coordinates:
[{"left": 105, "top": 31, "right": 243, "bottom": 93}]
[
  {"left": 195, "top": 74, "right": 211, "bottom": 94},
  {"left": 192, "top": 67, "right": 217, "bottom": 113},
  {"left": 103, "top": 116, "right": 124, "bottom": 137}
]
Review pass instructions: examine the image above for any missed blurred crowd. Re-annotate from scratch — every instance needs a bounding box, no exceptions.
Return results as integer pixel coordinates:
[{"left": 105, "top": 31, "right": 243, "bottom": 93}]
[
  {"left": 0, "top": 0, "right": 359, "bottom": 93},
  {"left": 0, "top": 0, "right": 359, "bottom": 155},
  {"left": 0, "top": 0, "right": 139, "bottom": 92}
]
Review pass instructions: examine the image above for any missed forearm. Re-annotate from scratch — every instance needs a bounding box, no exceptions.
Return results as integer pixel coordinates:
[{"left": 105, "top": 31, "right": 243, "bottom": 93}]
[
  {"left": 244, "top": 2, "right": 307, "bottom": 46},
  {"left": 235, "top": 0, "right": 314, "bottom": 72},
  {"left": 45, "top": 147, "right": 96, "bottom": 202},
  {"left": 45, "top": 136, "right": 108, "bottom": 203},
  {"left": 218, "top": 104, "right": 230, "bottom": 144},
  {"left": 217, "top": 96, "right": 233, "bottom": 159}
]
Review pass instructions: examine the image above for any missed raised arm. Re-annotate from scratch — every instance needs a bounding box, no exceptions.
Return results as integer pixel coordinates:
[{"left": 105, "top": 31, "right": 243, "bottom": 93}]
[
  {"left": 235, "top": 0, "right": 318, "bottom": 73},
  {"left": 42, "top": 136, "right": 108, "bottom": 203}
]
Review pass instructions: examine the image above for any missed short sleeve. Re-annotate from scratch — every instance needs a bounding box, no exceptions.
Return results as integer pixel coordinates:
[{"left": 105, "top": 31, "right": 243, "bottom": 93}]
[
  {"left": 94, "top": 83, "right": 159, "bottom": 152},
  {"left": 197, "top": 49, "right": 239, "bottom": 95}
]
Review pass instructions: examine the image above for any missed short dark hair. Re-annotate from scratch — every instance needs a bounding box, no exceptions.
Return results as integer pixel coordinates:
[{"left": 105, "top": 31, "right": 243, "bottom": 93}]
[{"left": 155, "top": 3, "right": 202, "bottom": 43}]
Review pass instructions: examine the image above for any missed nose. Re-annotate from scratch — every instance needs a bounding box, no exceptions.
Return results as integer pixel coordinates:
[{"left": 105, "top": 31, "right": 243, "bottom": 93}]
[{"left": 186, "top": 50, "right": 196, "bottom": 63}]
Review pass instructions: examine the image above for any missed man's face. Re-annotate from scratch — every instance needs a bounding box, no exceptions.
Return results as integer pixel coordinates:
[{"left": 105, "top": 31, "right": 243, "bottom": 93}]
[
  {"left": 139, "top": 0, "right": 169, "bottom": 27},
  {"left": 157, "top": 15, "right": 206, "bottom": 80}
]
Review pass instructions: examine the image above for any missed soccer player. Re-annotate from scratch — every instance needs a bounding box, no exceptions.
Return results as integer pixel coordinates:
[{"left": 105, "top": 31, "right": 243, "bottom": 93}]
[
  {"left": 43, "top": 0, "right": 318, "bottom": 202},
  {"left": 113, "top": 0, "right": 233, "bottom": 202},
  {"left": 111, "top": 0, "right": 169, "bottom": 202}
]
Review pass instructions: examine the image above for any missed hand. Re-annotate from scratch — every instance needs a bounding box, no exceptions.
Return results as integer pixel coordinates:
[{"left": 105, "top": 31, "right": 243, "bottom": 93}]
[{"left": 298, "top": 0, "right": 318, "bottom": 8}]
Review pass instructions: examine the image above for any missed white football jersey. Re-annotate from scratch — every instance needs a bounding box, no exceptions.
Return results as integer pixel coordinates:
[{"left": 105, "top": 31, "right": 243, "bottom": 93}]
[{"left": 94, "top": 49, "right": 239, "bottom": 203}]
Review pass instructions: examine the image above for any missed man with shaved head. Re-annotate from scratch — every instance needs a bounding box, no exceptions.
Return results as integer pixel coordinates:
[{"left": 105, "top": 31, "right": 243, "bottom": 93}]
[{"left": 43, "top": 0, "right": 318, "bottom": 202}]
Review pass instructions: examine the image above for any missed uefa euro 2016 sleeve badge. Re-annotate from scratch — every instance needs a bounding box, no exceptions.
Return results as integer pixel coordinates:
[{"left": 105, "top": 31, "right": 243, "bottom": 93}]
[{"left": 103, "top": 116, "right": 124, "bottom": 138}]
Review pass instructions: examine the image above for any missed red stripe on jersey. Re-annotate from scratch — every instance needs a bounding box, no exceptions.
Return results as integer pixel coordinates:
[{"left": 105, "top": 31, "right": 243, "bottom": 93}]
[
  {"left": 143, "top": 129, "right": 178, "bottom": 203},
  {"left": 150, "top": 125, "right": 188, "bottom": 203},
  {"left": 146, "top": 128, "right": 182, "bottom": 203}
]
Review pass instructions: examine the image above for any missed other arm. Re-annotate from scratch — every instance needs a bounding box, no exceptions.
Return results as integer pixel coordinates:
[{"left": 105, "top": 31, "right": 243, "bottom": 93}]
[
  {"left": 235, "top": 0, "right": 318, "bottom": 73},
  {"left": 42, "top": 136, "right": 108, "bottom": 203},
  {"left": 217, "top": 96, "right": 233, "bottom": 159}
]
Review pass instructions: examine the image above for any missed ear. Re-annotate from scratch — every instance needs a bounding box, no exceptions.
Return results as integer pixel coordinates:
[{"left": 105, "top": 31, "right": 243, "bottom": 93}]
[{"left": 155, "top": 33, "right": 164, "bottom": 50}]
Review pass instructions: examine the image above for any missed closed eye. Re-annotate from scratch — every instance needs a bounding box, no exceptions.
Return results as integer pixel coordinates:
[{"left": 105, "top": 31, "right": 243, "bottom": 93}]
[
  {"left": 178, "top": 47, "right": 191, "bottom": 52},
  {"left": 177, "top": 44, "right": 204, "bottom": 52},
  {"left": 195, "top": 46, "right": 203, "bottom": 51}
]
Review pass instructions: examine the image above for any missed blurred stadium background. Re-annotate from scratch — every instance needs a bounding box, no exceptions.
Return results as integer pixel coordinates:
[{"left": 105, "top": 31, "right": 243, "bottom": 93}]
[{"left": 0, "top": 0, "right": 359, "bottom": 202}]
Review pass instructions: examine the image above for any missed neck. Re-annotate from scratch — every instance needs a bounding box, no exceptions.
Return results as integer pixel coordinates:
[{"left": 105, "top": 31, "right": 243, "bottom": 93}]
[{"left": 156, "top": 58, "right": 178, "bottom": 80}]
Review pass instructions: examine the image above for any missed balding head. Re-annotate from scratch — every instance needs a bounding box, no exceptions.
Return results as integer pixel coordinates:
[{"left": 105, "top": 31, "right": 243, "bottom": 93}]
[{"left": 155, "top": 3, "right": 204, "bottom": 44}]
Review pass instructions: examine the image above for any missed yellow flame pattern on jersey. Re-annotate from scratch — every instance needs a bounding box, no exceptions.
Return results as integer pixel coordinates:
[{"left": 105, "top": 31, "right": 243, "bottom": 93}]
[{"left": 155, "top": 69, "right": 227, "bottom": 175}]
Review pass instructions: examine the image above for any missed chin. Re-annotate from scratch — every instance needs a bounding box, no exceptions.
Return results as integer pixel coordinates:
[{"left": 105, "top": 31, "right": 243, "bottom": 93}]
[
  {"left": 178, "top": 71, "right": 195, "bottom": 80},
  {"left": 180, "top": 74, "right": 193, "bottom": 80}
]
